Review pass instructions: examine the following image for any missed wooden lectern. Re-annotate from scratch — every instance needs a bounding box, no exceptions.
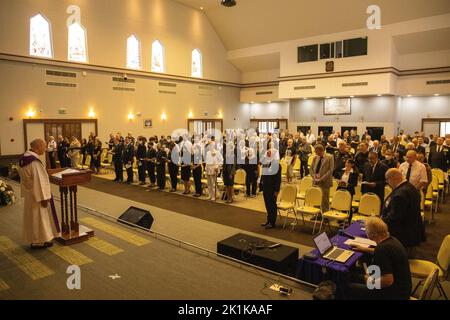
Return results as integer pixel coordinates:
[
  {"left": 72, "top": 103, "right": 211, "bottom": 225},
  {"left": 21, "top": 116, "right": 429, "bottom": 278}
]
[{"left": 47, "top": 168, "right": 94, "bottom": 246}]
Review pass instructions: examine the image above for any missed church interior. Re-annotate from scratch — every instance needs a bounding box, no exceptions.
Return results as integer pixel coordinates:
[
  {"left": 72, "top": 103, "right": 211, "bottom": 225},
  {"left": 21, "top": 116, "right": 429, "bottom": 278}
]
[{"left": 0, "top": 0, "right": 450, "bottom": 302}]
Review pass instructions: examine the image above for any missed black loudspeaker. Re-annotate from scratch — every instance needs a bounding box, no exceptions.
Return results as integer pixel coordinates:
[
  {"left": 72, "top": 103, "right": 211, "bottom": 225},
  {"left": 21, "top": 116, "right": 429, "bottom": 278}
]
[{"left": 118, "top": 207, "right": 154, "bottom": 230}]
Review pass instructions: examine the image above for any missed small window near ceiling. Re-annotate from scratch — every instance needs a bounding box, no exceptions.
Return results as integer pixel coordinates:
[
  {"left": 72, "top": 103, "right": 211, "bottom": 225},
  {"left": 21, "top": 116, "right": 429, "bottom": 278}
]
[
  {"left": 298, "top": 45, "right": 318, "bottom": 63},
  {"left": 335, "top": 41, "right": 343, "bottom": 58},
  {"left": 68, "top": 22, "right": 88, "bottom": 63},
  {"left": 320, "top": 43, "right": 330, "bottom": 59},
  {"left": 126, "top": 35, "right": 141, "bottom": 70},
  {"left": 192, "top": 49, "right": 203, "bottom": 78},
  {"left": 343, "top": 37, "right": 368, "bottom": 57},
  {"left": 151, "top": 40, "right": 165, "bottom": 73},
  {"left": 30, "top": 14, "right": 53, "bottom": 58}
]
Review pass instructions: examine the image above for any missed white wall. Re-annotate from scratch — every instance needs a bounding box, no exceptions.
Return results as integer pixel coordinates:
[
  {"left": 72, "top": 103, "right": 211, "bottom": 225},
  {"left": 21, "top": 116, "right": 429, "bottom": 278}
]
[
  {"left": 0, "top": 59, "right": 245, "bottom": 156},
  {"left": 0, "top": 0, "right": 241, "bottom": 83},
  {"left": 397, "top": 95, "right": 450, "bottom": 133}
]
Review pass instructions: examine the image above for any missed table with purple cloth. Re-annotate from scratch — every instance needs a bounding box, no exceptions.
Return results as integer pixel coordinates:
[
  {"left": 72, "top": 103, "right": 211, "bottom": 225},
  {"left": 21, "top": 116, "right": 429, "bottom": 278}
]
[{"left": 296, "top": 222, "right": 368, "bottom": 289}]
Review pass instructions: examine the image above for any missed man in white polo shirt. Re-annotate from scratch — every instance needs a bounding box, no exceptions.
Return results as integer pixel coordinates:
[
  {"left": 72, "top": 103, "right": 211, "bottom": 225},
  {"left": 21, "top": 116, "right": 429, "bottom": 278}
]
[{"left": 399, "top": 150, "right": 428, "bottom": 191}]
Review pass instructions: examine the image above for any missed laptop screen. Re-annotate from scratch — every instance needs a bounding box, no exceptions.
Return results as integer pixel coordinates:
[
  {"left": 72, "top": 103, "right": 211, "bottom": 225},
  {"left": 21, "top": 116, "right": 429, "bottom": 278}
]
[{"left": 313, "top": 232, "right": 332, "bottom": 255}]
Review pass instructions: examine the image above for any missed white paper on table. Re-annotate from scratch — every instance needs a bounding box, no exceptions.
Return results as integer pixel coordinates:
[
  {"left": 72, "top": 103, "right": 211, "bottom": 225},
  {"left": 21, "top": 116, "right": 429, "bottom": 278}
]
[
  {"left": 353, "top": 237, "right": 377, "bottom": 246},
  {"left": 51, "top": 168, "right": 80, "bottom": 179},
  {"left": 344, "top": 239, "right": 372, "bottom": 248}
]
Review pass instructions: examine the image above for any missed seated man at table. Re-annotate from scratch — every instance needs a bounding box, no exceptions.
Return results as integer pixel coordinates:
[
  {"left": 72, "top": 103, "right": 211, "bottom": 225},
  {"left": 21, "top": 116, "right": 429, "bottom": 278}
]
[{"left": 346, "top": 217, "right": 412, "bottom": 300}]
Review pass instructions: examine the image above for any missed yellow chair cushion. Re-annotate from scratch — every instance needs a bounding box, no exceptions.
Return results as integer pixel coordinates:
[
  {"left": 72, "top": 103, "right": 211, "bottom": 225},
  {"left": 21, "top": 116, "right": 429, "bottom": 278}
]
[
  {"left": 297, "top": 207, "right": 321, "bottom": 215},
  {"left": 351, "top": 215, "right": 370, "bottom": 223},
  {"left": 277, "top": 202, "right": 294, "bottom": 210},
  {"left": 323, "top": 210, "right": 349, "bottom": 220},
  {"left": 409, "top": 259, "right": 444, "bottom": 279},
  {"left": 351, "top": 201, "right": 360, "bottom": 208}
]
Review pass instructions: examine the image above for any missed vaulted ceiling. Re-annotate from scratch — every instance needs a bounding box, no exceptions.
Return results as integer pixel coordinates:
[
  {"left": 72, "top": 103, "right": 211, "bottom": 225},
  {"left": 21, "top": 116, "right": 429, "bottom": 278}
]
[{"left": 174, "top": 0, "right": 450, "bottom": 50}]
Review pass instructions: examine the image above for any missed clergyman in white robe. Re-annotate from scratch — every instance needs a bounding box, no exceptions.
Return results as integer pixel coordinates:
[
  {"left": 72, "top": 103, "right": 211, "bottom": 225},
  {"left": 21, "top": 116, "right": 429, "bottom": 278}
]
[{"left": 19, "top": 150, "right": 59, "bottom": 244}]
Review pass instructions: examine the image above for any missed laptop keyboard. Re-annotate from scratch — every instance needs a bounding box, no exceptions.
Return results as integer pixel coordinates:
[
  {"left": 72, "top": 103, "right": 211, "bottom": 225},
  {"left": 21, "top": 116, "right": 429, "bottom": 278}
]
[{"left": 327, "top": 248, "right": 345, "bottom": 260}]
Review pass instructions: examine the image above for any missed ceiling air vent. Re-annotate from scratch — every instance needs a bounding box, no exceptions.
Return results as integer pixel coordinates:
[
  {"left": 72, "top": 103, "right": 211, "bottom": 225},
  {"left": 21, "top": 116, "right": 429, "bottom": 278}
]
[
  {"left": 46, "top": 82, "right": 77, "bottom": 88},
  {"left": 426, "top": 79, "right": 450, "bottom": 85},
  {"left": 342, "top": 82, "right": 368, "bottom": 87},
  {"left": 294, "top": 85, "right": 316, "bottom": 90},
  {"left": 158, "top": 90, "right": 176, "bottom": 95},
  {"left": 113, "top": 87, "right": 135, "bottom": 92},
  {"left": 255, "top": 91, "right": 273, "bottom": 95},
  {"left": 46, "top": 70, "right": 77, "bottom": 78},
  {"left": 112, "top": 77, "right": 135, "bottom": 83},
  {"left": 158, "top": 82, "right": 177, "bottom": 88}
]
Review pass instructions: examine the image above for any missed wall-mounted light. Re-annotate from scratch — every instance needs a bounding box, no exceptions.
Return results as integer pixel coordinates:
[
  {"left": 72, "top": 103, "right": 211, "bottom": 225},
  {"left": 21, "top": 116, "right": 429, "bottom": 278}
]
[
  {"left": 267, "top": 101, "right": 272, "bottom": 104},
  {"left": 26, "top": 108, "right": 36, "bottom": 118},
  {"left": 88, "top": 109, "right": 95, "bottom": 118},
  {"left": 218, "top": 111, "right": 223, "bottom": 119},
  {"left": 161, "top": 112, "right": 167, "bottom": 121},
  {"left": 250, "top": 101, "right": 254, "bottom": 104},
  {"left": 377, "top": 94, "right": 382, "bottom": 97},
  {"left": 434, "top": 94, "right": 440, "bottom": 96},
  {"left": 128, "top": 112, "right": 135, "bottom": 121},
  {"left": 188, "top": 111, "right": 193, "bottom": 119}
]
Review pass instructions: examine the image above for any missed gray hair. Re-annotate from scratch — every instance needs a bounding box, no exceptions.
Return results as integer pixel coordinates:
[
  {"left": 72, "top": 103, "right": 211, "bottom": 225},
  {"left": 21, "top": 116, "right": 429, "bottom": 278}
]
[{"left": 30, "top": 138, "right": 45, "bottom": 149}]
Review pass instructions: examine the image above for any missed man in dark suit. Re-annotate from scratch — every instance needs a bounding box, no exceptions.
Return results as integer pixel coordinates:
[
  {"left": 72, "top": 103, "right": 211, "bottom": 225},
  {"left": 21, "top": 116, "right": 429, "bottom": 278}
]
[
  {"left": 428, "top": 137, "right": 449, "bottom": 172},
  {"left": 261, "top": 150, "right": 282, "bottom": 229},
  {"left": 112, "top": 137, "right": 124, "bottom": 182},
  {"left": 390, "top": 136, "right": 406, "bottom": 158},
  {"left": 383, "top": 168, "right": 424, "bottom": 254},
  {"left": 362, "top": 151, "right": 388, "bottom": 204},
  {"left": 123, "top": 136, "right": 135, "bottom": 184}
]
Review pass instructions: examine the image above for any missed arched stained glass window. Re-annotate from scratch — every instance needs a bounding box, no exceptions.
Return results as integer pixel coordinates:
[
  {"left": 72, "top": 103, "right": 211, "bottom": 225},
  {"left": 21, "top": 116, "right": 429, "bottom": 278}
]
[
  {"left": 127, "top": 35, "right": 141, "bottom": 70},
  {"left": 30, "top": 14, "right": 53, "bottom": 58},
  {"left": 192, "top": 49, "right": 202, "bottom": 78},
  {"left": 151, "top": 40, "right": 165, "bottom": 73},
  {"left": 68, "top": 22, "right": 88, "bottom": 63}
]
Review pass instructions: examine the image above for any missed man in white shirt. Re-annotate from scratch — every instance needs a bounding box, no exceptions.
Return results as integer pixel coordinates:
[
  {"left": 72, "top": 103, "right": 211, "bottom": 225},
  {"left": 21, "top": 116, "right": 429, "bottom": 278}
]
[
  {"left": 399, "top": 150, "right": 428, "bottom": 191},
  {"left": 205, "top": 143, "right": 223, "bottom": 201},
  {"left": 306, "top": 130, "right": 316, "bottom": 145}
]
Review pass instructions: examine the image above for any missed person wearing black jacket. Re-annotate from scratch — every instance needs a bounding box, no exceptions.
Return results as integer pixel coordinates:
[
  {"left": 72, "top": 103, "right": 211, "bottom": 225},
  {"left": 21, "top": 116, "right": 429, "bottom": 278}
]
[
  {"left": 112, "top": 137, "right": 124, "bottom": 182},
  {"left": 383, "top": 168, "right": 424, "bottom": 254},
  {"left": 333, "top": 141, "right": 352, "bottom": 179},
  {"left": 57, "top": 135, "right": 69, "bottom": 168},
  {"left": 362, "top": 151, "right": 388, "bottom": 205},
  {"left": 146, "top": 140, "right": 157, "bottom": 187},
  {"left": 86, "top": 136, "right": 95, "bottom": 168},
  {"left": 155, "top": 143, "right": 167, "bottom": 190},
  {"left": 428, "top": 137, "right": 449, "bottom": 172},
  {"left": 192, "top": 138, "right": 203, "bottom": 197},
  {"left": 136, "top": 137, "right": 147, "bottom": 185},
  {"left": 260, "top": 151, "right": 282, "bottom": 229},
  {"left": 167, "top": 141, "right": 179, "bottom": 192},
  {"left": 122, "top": 137, "right": 135, "bottom": 184},
  {"left": 336, "top": 159, "right": 359, "bottom": 196},
  {"left": 355, "top": 142, "right": 369, "bottom": 173},
  {"left": 92, "top": 138, "right": 102, "bottom": 174}
]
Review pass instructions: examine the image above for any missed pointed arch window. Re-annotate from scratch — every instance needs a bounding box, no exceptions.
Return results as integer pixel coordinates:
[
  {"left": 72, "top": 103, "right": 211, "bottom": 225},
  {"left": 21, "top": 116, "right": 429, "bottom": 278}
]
[
  {"left": 151, "top": 40, "right": 165, "bottom": 73},
  {"left": 68, "top": 22, "right": 88, "bottom": 63},
  {"left": 191, "top": 49, "right": 202, "bottom": 78},
  {"left": 127, "top": 35, "right": 141, "bottom": 70},
  {"left": 29, "top": 14, "right": 53, "bottom": 58}
]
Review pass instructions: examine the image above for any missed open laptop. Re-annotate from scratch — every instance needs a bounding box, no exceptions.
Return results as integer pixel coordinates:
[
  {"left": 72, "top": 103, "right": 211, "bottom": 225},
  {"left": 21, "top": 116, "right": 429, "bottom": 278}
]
[{"left": 313, "top": 232, "right": 354, "bottom": 263}]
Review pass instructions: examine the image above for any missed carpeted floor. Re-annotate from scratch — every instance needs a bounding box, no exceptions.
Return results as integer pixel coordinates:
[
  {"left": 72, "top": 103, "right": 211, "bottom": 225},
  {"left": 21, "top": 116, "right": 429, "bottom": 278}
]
[{"left": 83, "top": 176, "right": 450, "bottom": 261}]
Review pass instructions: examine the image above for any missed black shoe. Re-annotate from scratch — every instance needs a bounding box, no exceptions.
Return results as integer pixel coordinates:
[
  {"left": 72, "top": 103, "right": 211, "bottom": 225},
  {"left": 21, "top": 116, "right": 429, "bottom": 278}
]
[
  {"left": 265, "top": 224, "right": 274, "bottom": 229},
  {"left": 261, "top": 222, "right": 270, "bottom": 227}
]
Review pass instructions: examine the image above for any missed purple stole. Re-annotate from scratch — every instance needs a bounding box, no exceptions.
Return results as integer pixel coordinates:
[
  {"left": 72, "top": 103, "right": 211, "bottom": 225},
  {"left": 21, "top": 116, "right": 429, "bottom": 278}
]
[{"left": 18, "top": 153, "right": 61, "bottom": 233}]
